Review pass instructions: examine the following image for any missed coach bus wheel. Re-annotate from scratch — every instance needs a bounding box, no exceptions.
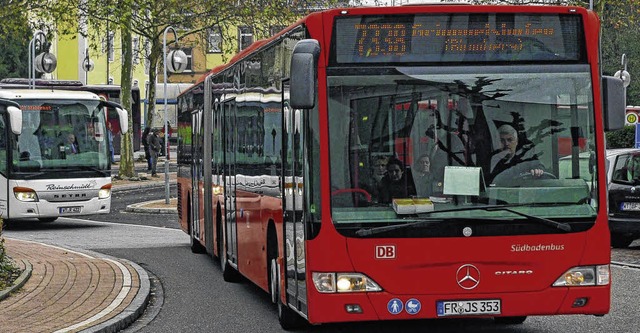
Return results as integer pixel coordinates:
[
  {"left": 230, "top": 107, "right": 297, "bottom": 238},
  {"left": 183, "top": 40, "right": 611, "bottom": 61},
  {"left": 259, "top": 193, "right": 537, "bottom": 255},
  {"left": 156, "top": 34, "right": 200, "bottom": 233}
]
[
  {"left": 38, "top": 217, "right": 58, "bottom": 223},
  {"left": 494, "top": 316, "right": 527, "bottom": 325}
]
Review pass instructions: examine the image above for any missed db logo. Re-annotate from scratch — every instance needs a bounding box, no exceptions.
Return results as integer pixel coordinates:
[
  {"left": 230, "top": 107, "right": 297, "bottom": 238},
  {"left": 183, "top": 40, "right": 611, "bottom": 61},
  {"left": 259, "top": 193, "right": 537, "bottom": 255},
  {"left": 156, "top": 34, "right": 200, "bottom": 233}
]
[{"left": 376, "top": 245, "right": 396, "bottom": 259}]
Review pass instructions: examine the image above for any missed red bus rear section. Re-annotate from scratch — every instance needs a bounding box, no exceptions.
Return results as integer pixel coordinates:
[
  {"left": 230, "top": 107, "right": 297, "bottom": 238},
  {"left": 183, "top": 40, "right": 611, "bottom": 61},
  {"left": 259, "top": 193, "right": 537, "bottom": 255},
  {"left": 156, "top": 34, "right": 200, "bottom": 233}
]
[{"left": 176, "top": 4, "right": 625, "bottom": 329}]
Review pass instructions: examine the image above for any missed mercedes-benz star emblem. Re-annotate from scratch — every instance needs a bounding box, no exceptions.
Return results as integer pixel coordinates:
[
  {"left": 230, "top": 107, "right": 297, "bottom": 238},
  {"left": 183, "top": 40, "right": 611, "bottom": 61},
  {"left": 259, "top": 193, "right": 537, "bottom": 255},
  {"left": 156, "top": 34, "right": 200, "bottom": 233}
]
[{"left": 456, "top": 264, "right": 480, "bottom": 290}]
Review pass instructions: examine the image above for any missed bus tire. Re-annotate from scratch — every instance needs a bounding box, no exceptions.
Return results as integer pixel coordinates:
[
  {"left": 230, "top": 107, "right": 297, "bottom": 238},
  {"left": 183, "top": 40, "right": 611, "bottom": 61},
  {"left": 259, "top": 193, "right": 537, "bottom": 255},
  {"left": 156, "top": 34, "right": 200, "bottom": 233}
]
[
  {"left": 494, "top": 316, "right": 527, "bottom": 325},
  {"left": 38, "top": 217, "right": 58, "bottom": 223}
]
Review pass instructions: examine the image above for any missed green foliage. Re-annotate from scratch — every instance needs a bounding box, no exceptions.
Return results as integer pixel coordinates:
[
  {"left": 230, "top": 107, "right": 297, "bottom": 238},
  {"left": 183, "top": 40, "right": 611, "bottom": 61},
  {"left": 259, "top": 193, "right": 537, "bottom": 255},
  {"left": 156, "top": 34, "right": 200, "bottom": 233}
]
[
  {"left": 0, "top": 13, "right": 31, "bottom": 80},
  {"left": 606, "top": 126, "right": 636, "bottom": 148},
  {"left": 0, "top": 219, "right": 21, "bottom": 291}
]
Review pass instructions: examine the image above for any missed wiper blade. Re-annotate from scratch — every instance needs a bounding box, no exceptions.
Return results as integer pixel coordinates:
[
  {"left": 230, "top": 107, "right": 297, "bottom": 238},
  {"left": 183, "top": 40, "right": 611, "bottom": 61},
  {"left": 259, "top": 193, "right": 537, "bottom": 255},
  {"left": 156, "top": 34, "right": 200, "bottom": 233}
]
[
  {"left": 482, "top": 206, "right": 571, "bottom": 232},
  {"left": 354, "top": 203, "right": 573, "bottom": 236},
  {"left": 355, "top": 218, "right": 443, "bottom": 237}
]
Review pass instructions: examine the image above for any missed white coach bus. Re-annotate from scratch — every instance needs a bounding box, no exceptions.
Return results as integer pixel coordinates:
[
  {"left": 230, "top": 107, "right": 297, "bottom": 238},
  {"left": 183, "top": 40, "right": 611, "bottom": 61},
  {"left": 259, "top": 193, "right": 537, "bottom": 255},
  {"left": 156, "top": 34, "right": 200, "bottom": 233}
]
[{"left": 0, "top": 89, "right": 128, "bottom": 222}]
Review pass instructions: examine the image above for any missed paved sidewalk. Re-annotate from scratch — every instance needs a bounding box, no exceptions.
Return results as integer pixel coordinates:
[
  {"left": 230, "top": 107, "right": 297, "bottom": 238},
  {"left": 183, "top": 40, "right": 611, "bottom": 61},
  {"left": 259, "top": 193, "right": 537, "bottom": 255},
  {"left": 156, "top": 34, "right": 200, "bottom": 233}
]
[
  {"left": 0, "top": 156, "right": 177, "bottom": 332},
  {"left": 0, "top": 239, "right": 149, "bottom": 333}
]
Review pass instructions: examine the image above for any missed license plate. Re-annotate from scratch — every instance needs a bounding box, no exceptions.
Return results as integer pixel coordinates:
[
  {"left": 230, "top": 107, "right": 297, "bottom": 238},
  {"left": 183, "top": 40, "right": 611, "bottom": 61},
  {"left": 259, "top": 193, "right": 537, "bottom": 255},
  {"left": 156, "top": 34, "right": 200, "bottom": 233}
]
[
  {"left": 59, "top": 206, "right": 82, "bottom": 214},
  {"left": 436, "top": 299, "right": 501, "bottom": 317},
  {"left": 621, "top": 202, "right": 640, "bottom": 211}
]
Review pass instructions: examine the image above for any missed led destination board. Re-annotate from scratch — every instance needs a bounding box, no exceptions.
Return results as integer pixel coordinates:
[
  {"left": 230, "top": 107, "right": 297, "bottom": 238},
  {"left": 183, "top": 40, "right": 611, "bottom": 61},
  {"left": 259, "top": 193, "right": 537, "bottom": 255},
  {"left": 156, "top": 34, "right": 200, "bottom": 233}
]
[{"left": 332, "top": 14, "right": 584, "bottom": 64}]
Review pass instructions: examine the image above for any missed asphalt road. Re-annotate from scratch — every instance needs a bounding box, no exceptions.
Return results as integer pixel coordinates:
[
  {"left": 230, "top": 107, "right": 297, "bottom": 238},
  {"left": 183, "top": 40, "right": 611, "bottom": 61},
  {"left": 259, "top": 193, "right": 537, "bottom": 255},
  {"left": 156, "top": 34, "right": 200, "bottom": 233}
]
[{"left": 5, "top": 186, "right": 640, "bottom": 332}]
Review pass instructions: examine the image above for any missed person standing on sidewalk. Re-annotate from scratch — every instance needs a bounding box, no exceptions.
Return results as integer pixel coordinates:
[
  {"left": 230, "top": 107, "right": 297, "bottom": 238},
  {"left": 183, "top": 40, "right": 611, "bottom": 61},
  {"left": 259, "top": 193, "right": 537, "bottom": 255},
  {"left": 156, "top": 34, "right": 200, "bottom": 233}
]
[
  {"left": 147, "top": 128, "right": 162, "bottom": 177},
  {"left": 107, "top": 122, "right": 115, "bottom": 164},
  {"left": 142, "top": 127, "right": 152, "bottom": 171}
]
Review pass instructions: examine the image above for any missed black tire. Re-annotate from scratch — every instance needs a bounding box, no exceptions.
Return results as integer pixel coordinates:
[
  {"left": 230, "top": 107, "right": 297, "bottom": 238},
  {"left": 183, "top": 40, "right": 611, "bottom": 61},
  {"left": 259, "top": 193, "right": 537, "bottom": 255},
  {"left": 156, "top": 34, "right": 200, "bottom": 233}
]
[
  {"left": 38, "top": 217, "right": 58, "bottom": 223},
  {"left": 494, "top": 316, "right": 527, "bottom": 325},
  {"left": 611, "top": 233, "right": 634, "bottom": 248}
]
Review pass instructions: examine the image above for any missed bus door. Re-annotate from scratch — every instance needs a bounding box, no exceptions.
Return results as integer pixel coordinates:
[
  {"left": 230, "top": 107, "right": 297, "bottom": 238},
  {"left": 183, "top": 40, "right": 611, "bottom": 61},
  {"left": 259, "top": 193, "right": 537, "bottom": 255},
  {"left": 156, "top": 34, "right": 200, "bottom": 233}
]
[
  {"left": 202, "top": 78, "right": 214, "bottom": 254},
  {"left": 191, "top": 109, "right": 204, "bottom": 244},
  {"left": 282, "top": 85, "right": 308, "bottom": 315},
  {"left": 223, "top": 98, "right": 239, "bottom": 267}
]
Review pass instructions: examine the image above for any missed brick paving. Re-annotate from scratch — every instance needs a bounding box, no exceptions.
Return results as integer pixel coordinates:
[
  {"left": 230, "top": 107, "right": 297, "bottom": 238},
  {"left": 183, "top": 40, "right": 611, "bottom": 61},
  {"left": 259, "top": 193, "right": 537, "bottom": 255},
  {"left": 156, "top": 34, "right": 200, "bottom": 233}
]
[{"left": 0, "top": 239, "right": 142, "bottom": 333}]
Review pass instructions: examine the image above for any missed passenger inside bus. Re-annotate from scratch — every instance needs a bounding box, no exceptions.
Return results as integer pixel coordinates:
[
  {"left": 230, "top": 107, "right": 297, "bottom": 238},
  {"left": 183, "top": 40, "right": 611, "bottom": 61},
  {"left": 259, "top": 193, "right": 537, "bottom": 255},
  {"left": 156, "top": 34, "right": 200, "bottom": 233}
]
[
  {"left": 413, "top": 154, "right": 443, "bottom": 197},
  {"left": 489, "top": 124, "right": 546, "bottom": 185},
  {"left": 378, "top": 157, "right": 416, "bottom": 204}
]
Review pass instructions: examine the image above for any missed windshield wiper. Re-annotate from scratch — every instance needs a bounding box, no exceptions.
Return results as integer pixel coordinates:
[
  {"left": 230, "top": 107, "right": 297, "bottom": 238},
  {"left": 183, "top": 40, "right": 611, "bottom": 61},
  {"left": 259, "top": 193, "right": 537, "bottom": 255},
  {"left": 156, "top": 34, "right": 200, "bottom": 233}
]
[
  {"left": 355, "top": 218, "right": 444, "bottom": 237},
  {"left": 354, "top": 203, "right": 572, "bottom": 237},
  {"left": 482, "top": 206, "right": 571, "bottom": 232}
]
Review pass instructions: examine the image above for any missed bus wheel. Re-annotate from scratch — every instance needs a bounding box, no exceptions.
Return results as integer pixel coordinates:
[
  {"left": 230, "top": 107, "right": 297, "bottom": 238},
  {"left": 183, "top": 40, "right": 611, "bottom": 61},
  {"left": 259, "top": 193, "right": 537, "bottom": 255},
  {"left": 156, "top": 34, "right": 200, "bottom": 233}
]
[
  {"left": 269, "top": 258, "right": 278, "bottom": 304},
  {"left": 38, "top": 217, "right": 57, "bottom": 223},
  {"left": 494, "top": 316, "right": 527, "bottom": 325},
  {"left": 611, "top": 233, "right": 634, "bottom": 248}
]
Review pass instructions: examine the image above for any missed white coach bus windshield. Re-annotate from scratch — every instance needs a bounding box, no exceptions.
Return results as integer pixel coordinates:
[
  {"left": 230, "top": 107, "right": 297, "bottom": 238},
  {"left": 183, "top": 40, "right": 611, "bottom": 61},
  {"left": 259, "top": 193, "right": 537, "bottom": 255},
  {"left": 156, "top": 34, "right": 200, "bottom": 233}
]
[{"left": 10, "top": 98, "right": 109, "bottom": 178}]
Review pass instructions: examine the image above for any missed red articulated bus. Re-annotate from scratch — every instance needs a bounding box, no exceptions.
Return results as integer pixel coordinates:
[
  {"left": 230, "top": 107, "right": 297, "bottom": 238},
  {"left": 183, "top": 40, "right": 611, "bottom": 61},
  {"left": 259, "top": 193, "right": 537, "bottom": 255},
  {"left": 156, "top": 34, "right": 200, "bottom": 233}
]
[{"left": 176, "top": 4, "right": 626, "bottom": 329}]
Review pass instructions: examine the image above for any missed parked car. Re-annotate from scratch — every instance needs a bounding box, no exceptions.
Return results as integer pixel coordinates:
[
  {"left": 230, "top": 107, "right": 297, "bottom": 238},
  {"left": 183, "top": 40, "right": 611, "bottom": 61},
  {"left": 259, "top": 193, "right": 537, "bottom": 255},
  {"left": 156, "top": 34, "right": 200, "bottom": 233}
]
[{"left": 605, "top": 148, "right": 640, "bottom": 248}]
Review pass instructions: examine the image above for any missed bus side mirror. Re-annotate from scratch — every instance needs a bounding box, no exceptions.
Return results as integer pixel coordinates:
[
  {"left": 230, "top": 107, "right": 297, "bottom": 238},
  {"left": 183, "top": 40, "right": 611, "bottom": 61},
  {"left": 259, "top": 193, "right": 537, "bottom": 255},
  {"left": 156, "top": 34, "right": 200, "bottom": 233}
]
[
  {"left": 290, "top": 39, "right": 320, "bottom": 109},
  {"left": 602, "top": 75, "right": 625, "bottom": 132},
  {"left": 7, "top": 106, "right": 22, "bottom": 135},
  {"left": 100, "top": 100, "right": 129, "bottom": 134},
  {"left": 115, "top": 107, "right": 129, "bottom": 134}
]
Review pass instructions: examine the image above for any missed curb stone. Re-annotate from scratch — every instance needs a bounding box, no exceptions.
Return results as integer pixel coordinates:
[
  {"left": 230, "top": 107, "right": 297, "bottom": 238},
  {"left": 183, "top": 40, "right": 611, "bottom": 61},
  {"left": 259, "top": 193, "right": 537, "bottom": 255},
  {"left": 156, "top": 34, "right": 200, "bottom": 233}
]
[
  {"left": 0, "top": 259, "right": 32, "bottom": 301},
  {"left": 79, "top": 259, "right": 151, "bottom": 333},
  {"left": 125, "top": 200, "right": 178, "bottom": 214}
]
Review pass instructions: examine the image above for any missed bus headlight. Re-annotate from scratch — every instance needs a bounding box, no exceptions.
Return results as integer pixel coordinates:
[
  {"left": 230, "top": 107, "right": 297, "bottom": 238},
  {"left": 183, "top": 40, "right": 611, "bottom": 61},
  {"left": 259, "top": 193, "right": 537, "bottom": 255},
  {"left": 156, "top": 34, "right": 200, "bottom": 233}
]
[
  {"left": 312, "top": 272, "right": 382, "bottom": 293},
  {"left": 13, "top": 187, "right": 38, "bottom": 202},
  {"left": 98, "top": 184, "right": 112, "bottom": 199},
  {"left": 552, "top": 265, "right": 610, "bottom": 286}
]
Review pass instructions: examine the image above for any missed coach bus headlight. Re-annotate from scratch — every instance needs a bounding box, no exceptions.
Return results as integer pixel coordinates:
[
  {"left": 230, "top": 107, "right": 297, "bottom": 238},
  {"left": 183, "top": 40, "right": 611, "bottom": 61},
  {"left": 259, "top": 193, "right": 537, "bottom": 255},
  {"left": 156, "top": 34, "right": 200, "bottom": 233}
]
[
  {"left": 98, "top": 184, "right": 112, "bottom": 199},
  {"left": 312, "top": 272, "right": 382, "bottom": 293},
  {"left": 552, "top": 265, "right": 610, "bottom": 286},
  {"left": 13, "top": 187, "right": 38, "bottom": 202}
]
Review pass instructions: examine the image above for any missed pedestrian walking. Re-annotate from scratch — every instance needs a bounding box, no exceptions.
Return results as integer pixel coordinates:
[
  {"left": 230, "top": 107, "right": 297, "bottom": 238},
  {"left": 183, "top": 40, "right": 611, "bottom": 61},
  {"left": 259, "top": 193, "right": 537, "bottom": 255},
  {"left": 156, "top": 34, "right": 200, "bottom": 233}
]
[
  {"left": 147, "top": 128, "right": 162, "bottom": 177},
  {"left": 107, "top": 122, "right": 115, "bottom": 164}
]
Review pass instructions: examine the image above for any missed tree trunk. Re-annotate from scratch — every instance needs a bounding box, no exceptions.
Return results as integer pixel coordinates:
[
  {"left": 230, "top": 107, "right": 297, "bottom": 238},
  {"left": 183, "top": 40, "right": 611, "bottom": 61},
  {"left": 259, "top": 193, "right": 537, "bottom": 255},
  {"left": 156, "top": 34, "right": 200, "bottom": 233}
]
[
  {"left": 145, "top": 41, "right": 162, "bottom": 128},
  {"left": 118, "top": 5, "right": 135, "bottom": 178}
]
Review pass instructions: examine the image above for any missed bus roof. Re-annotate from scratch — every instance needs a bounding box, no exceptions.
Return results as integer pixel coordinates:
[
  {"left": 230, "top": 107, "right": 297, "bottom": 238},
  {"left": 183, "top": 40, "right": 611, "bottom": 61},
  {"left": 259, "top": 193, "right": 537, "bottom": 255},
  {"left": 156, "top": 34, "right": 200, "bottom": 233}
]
[{"left": 0, "top": 89, "right": 101, "bottom": 101}]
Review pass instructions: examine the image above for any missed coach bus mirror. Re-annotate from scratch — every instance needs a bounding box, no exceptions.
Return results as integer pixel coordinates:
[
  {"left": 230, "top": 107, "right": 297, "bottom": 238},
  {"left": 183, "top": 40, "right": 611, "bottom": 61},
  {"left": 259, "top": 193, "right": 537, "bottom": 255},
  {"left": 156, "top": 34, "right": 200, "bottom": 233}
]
[
  {"left": 115, "top": 107, "right": 129, "bottom": 134},
  {"left": 290, "top": 39, "right": 320, "bottom": 109},
  {"left": 99, "top": 100, "right": 129, "bottom": 134},
  {"left": 602, "top": 75, "right": 625, "bottom": 132},
  {"left": 7, "top": 106, "right": 22, "bottom": 135}
]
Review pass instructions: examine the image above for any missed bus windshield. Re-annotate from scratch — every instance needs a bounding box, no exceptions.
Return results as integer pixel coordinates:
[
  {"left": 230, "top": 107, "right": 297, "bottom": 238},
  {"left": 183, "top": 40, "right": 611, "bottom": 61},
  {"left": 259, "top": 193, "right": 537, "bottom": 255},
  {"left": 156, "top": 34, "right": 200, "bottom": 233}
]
[
  {"left": 327, "top": 64, "right": 597, "bottom": 236},
  {"left": 11, "top": 99, "right": 108, "bottom": 177}
]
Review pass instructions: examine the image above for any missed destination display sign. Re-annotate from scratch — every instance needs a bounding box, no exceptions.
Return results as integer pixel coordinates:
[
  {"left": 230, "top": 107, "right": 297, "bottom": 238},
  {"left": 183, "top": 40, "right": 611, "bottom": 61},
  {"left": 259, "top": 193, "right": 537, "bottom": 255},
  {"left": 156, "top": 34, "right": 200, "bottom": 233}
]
[{"left": 332, "top": 14, "right": 584, "bottom": 64}]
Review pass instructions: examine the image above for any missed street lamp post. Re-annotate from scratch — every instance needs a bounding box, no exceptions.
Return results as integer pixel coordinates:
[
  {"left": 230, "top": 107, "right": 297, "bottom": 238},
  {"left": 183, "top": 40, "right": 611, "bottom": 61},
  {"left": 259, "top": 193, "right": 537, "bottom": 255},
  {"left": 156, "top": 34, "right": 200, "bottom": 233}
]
[
  {"left": 28, "top": 30, "right": 57, "bottom": 89},
  {"left": 163, "top": 26, "right": 188, "bottom": 204},
  {"left": 82, "top": 48, "right": 94, "bottom": 84}
]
